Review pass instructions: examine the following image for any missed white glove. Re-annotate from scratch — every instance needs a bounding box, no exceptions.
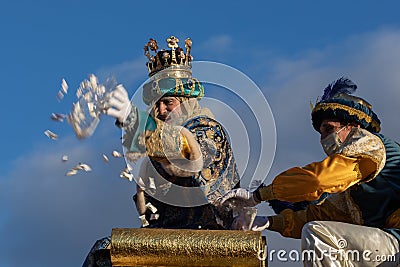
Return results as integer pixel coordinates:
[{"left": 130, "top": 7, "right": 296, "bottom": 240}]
[
  {"left": 251, "top": 216, "right": 270, "bottom": 231},
  {"left": 216, "top": 188, "right": 259, "bottom": 207},
  {"left": 106, "top": 84, "right": 132, "bottom": 123}
]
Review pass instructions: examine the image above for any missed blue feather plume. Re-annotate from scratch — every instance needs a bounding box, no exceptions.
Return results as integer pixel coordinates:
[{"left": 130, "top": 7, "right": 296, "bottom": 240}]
[{"left": 321, "top": 77, "right": 357, "bottom": 101}]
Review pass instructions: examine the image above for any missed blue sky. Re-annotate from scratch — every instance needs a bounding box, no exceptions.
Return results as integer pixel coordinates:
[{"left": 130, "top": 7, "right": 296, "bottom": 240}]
[{"left": 1, "top": 1, "right": 400, "bottom": 266}]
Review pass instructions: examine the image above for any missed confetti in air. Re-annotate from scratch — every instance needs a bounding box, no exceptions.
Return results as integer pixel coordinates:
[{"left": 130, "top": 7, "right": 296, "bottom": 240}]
[
  {"left": 50, "top": 75, "right": 134, "bottom": 180},
  {"left": 139, "top": 214, "right": 149, "bottom": 227},
  {"left": 102, "top": 154, "right": 109, "bottom": 163},
  {"left": 56, "top": 91, "right": 64, "bottom": 101},
  {"left": 150, "top": 214, "right": 160, "bottom": 221},
  {"left": 75, "top": 163, "right": 92, "bottom": 172},
  {"left": 67, "top": 74, "right": 116, "bottom": 139},
  {"left": 44, "top": 130, "right": 58, "bottom": 140},
  {"left": 50, "top": 113, "right": 66, "bottom": 122},
  {"left": 120, "top": 166, "right": 134, "bottom": 181},
  {"left": 112, "top": 150, "right": 123, "bottom": 158},
  {"left": 145, "top": 202, "right": 158, "bottom": 213},
  {"left": 66, "top": 169, "right": 78, "bottom": 176},
  {"left": 61, "top": 78, "right": 68, "bottom": 94},
  {"left": 65, "top": 162, "right": 92, "bottom": 176}
]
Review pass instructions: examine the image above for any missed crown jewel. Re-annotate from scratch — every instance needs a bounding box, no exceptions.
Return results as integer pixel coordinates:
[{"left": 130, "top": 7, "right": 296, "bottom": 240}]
[{"left": 144, "top": 36, "right": 193, "bottom": 77}]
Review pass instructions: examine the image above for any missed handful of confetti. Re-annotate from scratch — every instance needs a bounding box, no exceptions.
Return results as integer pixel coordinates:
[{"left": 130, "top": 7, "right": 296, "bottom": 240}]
[{"left": 67, "top": 74, "right": 117, "bottom": 139}]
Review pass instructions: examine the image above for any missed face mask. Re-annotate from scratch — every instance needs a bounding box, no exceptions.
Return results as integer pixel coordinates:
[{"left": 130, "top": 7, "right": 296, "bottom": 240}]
[{"left": 320, "top": 126, "right": 346, "bottom": 156}]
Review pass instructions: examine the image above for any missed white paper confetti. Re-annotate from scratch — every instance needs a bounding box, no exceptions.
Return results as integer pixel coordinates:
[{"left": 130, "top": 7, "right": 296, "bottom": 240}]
[
  {"left": 61, "top": 155, "right": 68, "bottom": 162},
  {"left": 126, "top": 162, "right": 134, "bottom": 171},
  {"left": 136, "top": 177, "right": 146, "bottom": 190},
  {"left": 67, "top": 74, "right": 116, "bottom": 139},
  {"left": 120, "top": 173, "right": 133, "bottom": 182},
  {"left": 145, "top": 202, "right": 158, "bottom": 213},
  {"left": 65, "top": 162, "right": 92, "bottom": 177},
  {"left": 44, "top": 130, "right": 58, "bottom": 140},
  {"left": 65, "top": 169, "right": 78, "bottom": 176},
  {"left": 102, "top": 154, "right": 109, "bottom": 163},
  {"left": 148, "top": 177, "right": 156, "bottom": 190},
  {"left": 139, "top": 214, "right": 149, "bottom": 227},
  {"left": 150, "top": 214, "right": 160, "bottom": 221},
  {"left": 120, "top": 168, "right": 133, "bottom": 181},
  {"left": 75, "top": 163, "right": 92, "bottom": 172},
  {"left": 89, "top": 74, "right": 98, "bottom": 90},
  {"left": 56, "top": 90, "right": 64, "bottom": 101},
  {"left": 112, "top": 150, "right": 123, "bottom": 158},
  {"left": 50, "top": 113, "right": 66, "bottom": 122},
  {"left": 76, "top": 87, "right": 83, "bottom": 98},
  {"left": 61, "top": 78, "right": 69, "bottom": 94}
]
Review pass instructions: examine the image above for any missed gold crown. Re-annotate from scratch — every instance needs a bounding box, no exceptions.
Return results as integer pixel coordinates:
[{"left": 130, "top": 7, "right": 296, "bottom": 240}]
[{"left": 144, "top": 36, "right": 193, "bottom": 77}]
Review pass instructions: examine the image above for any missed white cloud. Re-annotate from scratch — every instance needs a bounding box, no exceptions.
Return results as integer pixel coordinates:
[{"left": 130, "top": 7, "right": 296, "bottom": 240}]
[
  {"left": 195, "top": 34, "right": 234, "bottom": 59},
  {"left": 204, "top": 35, "right": 233, "bottom": 49}
]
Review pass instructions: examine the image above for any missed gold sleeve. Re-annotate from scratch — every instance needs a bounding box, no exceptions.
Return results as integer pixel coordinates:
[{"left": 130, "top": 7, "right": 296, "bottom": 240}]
[
  {"left": 180, "top": 134, "right": 191, "bottom": 159},
  {"left": 268, "top": 209, "right": 307, "bottom": 238},
  {"left": 144, "top": 121, "right": 192, "bottom": 162},
  {"left": 258, "top": 154, "right": 378, "bottom": 202}
]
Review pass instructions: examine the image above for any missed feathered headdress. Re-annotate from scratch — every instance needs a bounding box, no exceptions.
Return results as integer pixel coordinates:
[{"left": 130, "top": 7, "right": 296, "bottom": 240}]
[
  {"left": 320, "top": 77, "right": 357, "bottom": 101},
  {"left": 311, "top": 77, "right": 381, "bottom": 133}
]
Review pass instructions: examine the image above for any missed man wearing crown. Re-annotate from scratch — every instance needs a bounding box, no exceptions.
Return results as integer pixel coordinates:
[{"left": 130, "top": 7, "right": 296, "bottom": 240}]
[
  {"left": 219, "top": 78, "right": 400, "bottom": 266},
  {"left": 82, "top": 36, "right": 240, "bottom": 267}
]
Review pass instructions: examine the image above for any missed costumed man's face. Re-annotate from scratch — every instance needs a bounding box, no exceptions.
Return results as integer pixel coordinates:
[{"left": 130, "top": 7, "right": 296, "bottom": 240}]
[
  {"left": 319, "top": 119, "right": 352, "bottom": 142},
  {"left": 319, "top": 119, "right": 360, "bottom": 155},
  {"left": 156, "top": 96, "right": 182, "bottom": 122}
]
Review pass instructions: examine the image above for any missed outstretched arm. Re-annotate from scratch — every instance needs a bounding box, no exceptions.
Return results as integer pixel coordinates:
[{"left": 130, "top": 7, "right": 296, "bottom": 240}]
[
  {"left": 257, "top": 153, "right": 378, "bottom": 202},
  {"left": 217, "top": 153, "right": 379, "bottom": 209}
]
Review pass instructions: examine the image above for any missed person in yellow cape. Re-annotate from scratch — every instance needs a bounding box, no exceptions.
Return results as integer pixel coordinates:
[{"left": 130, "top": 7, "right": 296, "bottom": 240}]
[{"left": 218, "top": 77, "right": 400, "bottom": 266}]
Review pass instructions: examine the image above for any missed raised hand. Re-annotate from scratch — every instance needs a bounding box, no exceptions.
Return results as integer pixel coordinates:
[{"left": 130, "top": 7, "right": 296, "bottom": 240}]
[{"left": 106, "top": 84, "right": 132, "bottom": 123}]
